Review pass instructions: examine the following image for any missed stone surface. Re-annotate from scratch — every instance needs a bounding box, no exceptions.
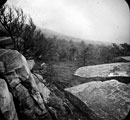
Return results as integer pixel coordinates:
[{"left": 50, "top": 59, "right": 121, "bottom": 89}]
[
  {"left": 65, "top": 80, "right": 130, "bottom": 120},
  {"left": 75, "top": 62, "right": 130, "bottom": 78},
  {"left": 33, "top": 73, "right": 46, "bottom": 84},
  {"left": 0, "top": 61, "right": 5, "bottom": 73},
  {"left": 27, "top": 60, "right": 35, "bottom": 70},
  {"left": 0, "top": 49, "right": 30, "bottom": 73},
  {"left": 0, "top": 37, "right": 13, "bottom": 46},
  {"left": 0, "top": 49, "right": 46, "bottom": 111},
  {"left": 33, "top": 73, "right": 50, "bottom": 103},
  {"left": 113, "top": 56, "right": 130, "bottom": 62},
  {"left": 0, "top": 78, "right": 18, "bottom": 120},
  {"left": 0, "top": 49, "right": 52, "bottom": 120}
]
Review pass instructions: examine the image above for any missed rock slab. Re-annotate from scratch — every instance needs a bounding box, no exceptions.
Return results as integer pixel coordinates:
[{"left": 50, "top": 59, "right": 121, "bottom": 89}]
[
  {"left": 75, "top": 62, "right": 130, "bottom": 78},
  {"left": 65, "top": 80, "right": 130, "bottom": 120}
]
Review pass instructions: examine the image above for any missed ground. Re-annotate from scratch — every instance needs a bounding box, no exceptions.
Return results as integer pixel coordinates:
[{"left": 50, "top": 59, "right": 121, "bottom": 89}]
[
  {"left": 33, "top": 61, "right": 78, "bottom": 88},
  {"left": 32, "top": 60, "right": 89, "bottom": 120}
]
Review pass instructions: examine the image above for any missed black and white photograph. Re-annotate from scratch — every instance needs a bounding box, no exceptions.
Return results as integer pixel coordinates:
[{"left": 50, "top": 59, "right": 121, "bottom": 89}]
[{"left": 0, "top": 0, "right": 130, "bottom": 120}]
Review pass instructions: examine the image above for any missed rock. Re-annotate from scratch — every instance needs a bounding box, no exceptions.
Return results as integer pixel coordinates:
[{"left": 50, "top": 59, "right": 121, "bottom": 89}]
[
  {"left": 33, "top": 73, "right": 46, "bottom": 83},
  {"left": 74, "top": 62, "right": 130, "bottom": 83},
  {"left": 0, "top": 49, "right": 30, "bottom": 74},
  {"left": 0, "top": 48, "right": 92, "bottom": 120},
  {"left": 0, "top": 37, "right": 24, "bottom": 49},
  {"left": 40, "top": 62, "right": 47, "bottom": 74},
  {"left": 41, "top": 62, "right": 46, "bottom": 68},
  {"left": 12, "top": 83, "right": 36, "bottom": 120},
  {"left": 128, "top": 83, "right": 130, "bottom": 88},
  {"left": 0, "top": 49, "right": 46, "bottom": 110},
  {"left": 33, "top": 73, "right": 50, "bottom": 103},
  {"left": 0, "top": 37, "right": 13, "bottom": 47},
  {"left": 0, "top": 78, "right": 18, "bottom": 120},
  {"left": 0, "top": 61, "right": 5, "bottom": 73},
  {"left": 0, "top": 49, "right": 51, "bottom": 120},
  {"left": 33, "top": 73, "right": 75, "bottom": 119},
  {"left": 113, "top": 56, "right": 130, "bottom": 62},
  {"left": 65, "top": 80, "right": 130, "bottom": 120},
  {"left": 27, "top": 60, "right": 35, "bottom": 70}
]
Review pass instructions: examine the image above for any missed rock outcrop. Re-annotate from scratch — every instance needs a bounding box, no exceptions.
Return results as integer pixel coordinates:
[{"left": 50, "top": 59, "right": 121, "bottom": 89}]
[
  {"left": 0, "top": 78, "right": 18, "bottom": 120},
  {"left": 65, "top": 80, "right": 130, "bottom": 120},
  {"left": 75, "top": 62, "right": 130, "bottom": 78},
  {"left": 1, "top": 48, "right": 130, "bottom": 120},
  {"left": 0, "top": 49, "right": 52, "bottom": 120},
  {"left": 27, "top": 60, "right": 35, "bottom": 71},
  {"left": 0, "top": 49, "right": 90, "bottom": 120},
  {"left": 74, "top": 62, "right": 130, "bottom": 84}
]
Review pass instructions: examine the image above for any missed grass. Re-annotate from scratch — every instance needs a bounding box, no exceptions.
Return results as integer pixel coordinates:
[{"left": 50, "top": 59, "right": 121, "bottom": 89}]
[
  {"left": 33, "top": 60, "right": 89, "bottom": 120},
  {"left": 41, "top": 61, "right": 78, "bottom": 89},
  {"left": 33, "top": 60, "right": 79, "bottom": 87},
  {"left": 52, "top": 62, "right": 78, "bottom": 86}
]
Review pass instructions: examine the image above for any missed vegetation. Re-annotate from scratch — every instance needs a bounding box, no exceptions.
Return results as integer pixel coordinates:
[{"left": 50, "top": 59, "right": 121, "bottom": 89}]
[
  {"left": 1, "top": 3, "right": 130, "bottom": 120},
  {"left": 0, "top": 4, "right": 130, "bottom": 87},
  {"left": 1, "top": 4, "right": 130, "bottom": 88},
  {"left": 1, "top": 5, "right": 130, "bottom": 64}
]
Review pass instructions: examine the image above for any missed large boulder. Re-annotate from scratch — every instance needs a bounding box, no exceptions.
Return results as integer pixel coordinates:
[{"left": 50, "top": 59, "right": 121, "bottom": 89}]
[
  {"left": 65, "top": 80, "right": 130, "bottom": 120},
  {"left": 0, "top": 49, "right": 52, "bottom": 120},
  {"left": 0, "top": 78, "right": 18, "bottom": 120},
  {"left": 0, "top": 49, "right": 77, "bottom": 120},
  {"left": 75, "top": 62, "right": 130, "bottom": 78},
  {"left": 74, "top": 62, "right": 130, "bottom": 84},
  {"left": 27, "top": 60, "right": 35, "bottom": 70}
]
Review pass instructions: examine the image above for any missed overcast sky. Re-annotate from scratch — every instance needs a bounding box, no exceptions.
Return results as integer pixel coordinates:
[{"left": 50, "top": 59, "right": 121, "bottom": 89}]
[{"left": 8, "top": 0, "right": 130, "bottom": 44}]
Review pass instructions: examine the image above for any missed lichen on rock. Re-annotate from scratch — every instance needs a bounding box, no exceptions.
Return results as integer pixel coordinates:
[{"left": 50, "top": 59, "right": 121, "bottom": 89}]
[
  {"left": 65, "top": 79, "right": 130, "bottom": 120},
  {"left": 0, "top": 49, "right": 52, "bottom": 120}
]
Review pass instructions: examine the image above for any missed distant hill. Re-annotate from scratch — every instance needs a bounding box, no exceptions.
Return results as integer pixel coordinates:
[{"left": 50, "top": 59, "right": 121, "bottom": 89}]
[
  {"left": 39, "top": 27, "right": 111, "bottom": 45},
  {"left": 0, "top": 23, "right": 111, "bottom": 45}
]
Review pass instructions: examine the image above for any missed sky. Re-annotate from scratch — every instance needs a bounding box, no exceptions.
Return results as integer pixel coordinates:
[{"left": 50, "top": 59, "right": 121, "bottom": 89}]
[{"left": 8, "top": 0, "right": 130, "bottom": 44}]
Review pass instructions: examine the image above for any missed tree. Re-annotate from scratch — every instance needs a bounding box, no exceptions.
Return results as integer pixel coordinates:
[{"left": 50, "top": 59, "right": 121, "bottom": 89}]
[
  {"left": 0, "top": 5, "right": 26, "bottom": 51},
  {"left": 77, "top": 41, "right": 87, "bottom": 66},
  {"left": 68, "top": 40, "right": 77, "bottom": 61},
  {"left": 120, "top": 43, "right": 130, "bottom": 56},
  {"left": 33, "top": 32, "right": 58, "bottom": 62},
  {"left": 22, "top": 17, "right": 36, "bottom": 54}
]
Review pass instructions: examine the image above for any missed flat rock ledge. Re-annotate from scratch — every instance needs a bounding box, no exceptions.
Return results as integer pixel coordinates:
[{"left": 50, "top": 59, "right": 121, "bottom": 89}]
[
  {"left": 74, "top": 62, "right": 130, "bottom": 84},
  {"left": 65, "top": 79, "right": 130, "bottom": 120},
  {"left": 75, "top": 62, "right": 130, "bottom": 78}
]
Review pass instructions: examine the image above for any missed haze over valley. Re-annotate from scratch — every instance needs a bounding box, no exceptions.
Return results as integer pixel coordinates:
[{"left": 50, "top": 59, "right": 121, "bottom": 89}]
[{"left": 8, "top": 0, "right": 130, "bottom": 44}]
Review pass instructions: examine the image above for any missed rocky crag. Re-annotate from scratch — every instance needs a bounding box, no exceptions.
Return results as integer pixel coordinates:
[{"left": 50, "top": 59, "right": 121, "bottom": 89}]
[
  {"left": 65, "top": 80, "right": 130, "bottom": 120},
  {"left": 70, "top": 62, "right": 130, "bottom": 86},
  {"left": 0, "top": 49, "right": 52, "bottom": 120},
  {"left": 0, "top": 49, "right": 130, "bottom": 120},
  {"left": 65, "top": 62, "right": 130, "bottom": 120},
  {"left": 0, "top": 49, "right": 89, "bottom": 120}
]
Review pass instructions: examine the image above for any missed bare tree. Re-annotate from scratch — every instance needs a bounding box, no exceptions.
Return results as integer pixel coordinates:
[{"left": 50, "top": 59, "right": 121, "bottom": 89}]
[
  {"left": 22, "top": 17, "right": 36, "bottom": 53},
  {"left": 0, "top": 5, "right": 26, "bottom": 50}
]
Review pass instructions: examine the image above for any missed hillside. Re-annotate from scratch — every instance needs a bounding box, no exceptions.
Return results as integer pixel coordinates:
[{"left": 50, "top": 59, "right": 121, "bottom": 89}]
[{"left": 39, "top": 27, "right": 111, "bottom": 45}]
